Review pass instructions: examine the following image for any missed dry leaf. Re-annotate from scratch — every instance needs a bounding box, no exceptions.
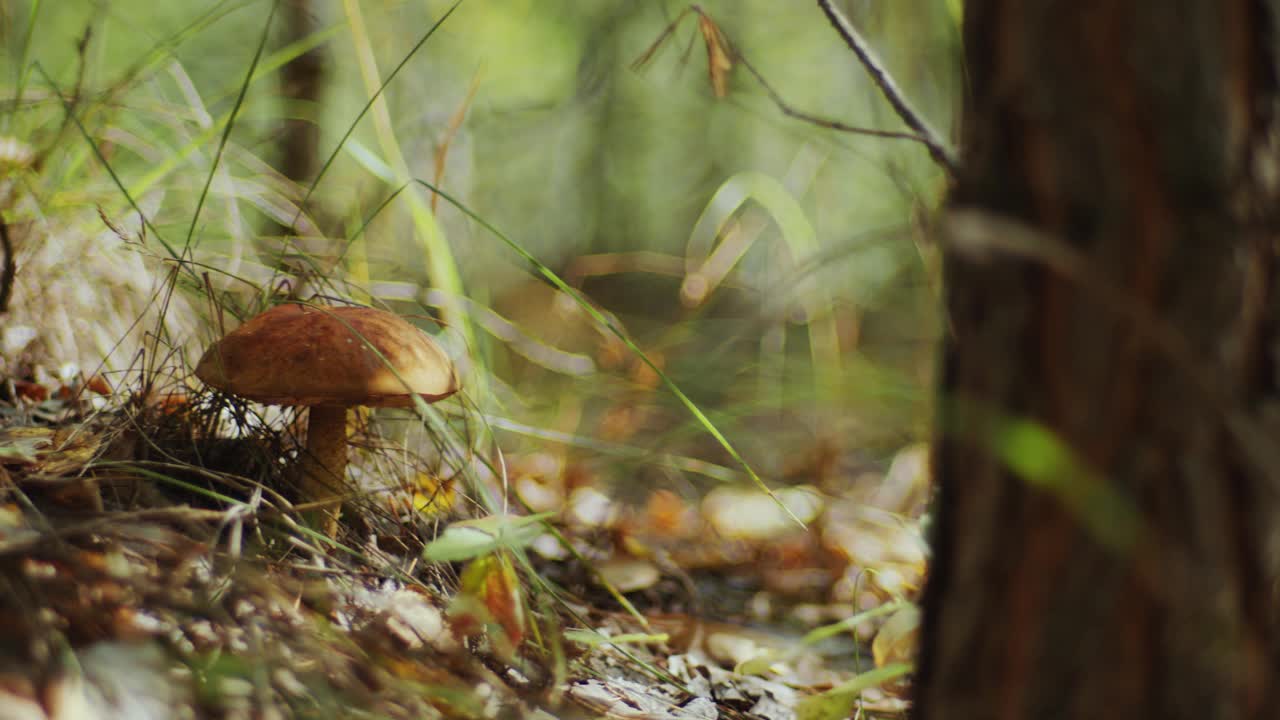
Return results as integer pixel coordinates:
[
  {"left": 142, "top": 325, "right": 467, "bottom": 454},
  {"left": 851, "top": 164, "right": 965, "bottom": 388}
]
[
  {"left": 697, "top": 14, "right": 733, "bottom": 98},
  {"left": 410, "top": 472, "right": 456, "bottom": 516},
  {"left": 596, "top": 557, "right": 661, "bottom": 593},
  {"left": 456, "top": 553, "right": 526, "bottom": 647},
  {"left": 871, "top": 604, "right": 920, "bottom": 668}
]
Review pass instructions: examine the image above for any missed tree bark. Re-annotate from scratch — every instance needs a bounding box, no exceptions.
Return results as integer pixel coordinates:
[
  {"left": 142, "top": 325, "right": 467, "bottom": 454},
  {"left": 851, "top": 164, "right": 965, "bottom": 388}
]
[{"left": 918, "top": 2, "right": 1280, "bottom": 718}]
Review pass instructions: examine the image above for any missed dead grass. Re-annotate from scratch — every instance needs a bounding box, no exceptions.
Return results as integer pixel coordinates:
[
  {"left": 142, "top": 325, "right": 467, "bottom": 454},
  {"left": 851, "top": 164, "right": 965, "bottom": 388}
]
[{"left": 0, "top": 368, "right": 571, "bottom": 718}]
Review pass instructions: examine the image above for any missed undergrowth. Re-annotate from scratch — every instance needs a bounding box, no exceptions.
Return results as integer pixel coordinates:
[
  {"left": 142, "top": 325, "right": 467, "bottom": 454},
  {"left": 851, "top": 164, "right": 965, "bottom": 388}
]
[{"left": 0, "top": 1, "right": 950, "bottom": 717}]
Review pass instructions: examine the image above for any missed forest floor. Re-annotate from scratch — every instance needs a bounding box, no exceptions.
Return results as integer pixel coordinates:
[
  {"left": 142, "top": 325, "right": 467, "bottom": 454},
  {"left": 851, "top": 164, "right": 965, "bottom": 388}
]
[
  {"left": 0, "top": 366, "right": 927, "bottom": 719},
  {"left": 0, "top": 0, "right": 951, "bottom": 715}
]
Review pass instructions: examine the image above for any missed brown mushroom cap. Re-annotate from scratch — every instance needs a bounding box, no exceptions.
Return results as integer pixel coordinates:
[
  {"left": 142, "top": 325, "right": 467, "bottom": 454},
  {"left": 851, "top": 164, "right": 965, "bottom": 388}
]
[{"left": 195, "top": 304, "right": 458, "bottom": 407}]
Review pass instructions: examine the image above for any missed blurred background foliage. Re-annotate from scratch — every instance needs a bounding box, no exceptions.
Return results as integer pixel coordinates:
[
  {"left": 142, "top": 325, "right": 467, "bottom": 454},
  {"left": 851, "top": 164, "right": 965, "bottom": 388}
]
[{"left": 0, "top": 0, "right": 957, "bottom": 498}]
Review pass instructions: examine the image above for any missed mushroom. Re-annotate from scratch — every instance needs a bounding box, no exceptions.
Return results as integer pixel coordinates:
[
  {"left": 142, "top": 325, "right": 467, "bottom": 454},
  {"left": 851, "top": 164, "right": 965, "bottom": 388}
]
[{"left": 195, "top": 303, "right": 458, "bottom": 535}]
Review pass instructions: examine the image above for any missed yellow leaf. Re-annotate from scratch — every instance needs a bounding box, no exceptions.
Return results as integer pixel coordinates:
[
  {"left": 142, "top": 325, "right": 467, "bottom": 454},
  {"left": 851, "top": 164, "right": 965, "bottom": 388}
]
[
  {"left": 458, "top": 553, "right": 526, "bottom": 647},
  {"left": 872, "top": 604, "right": 920, "bottom": 668},
  {"left": 411, "top": 472, "right": 456, "bottom": 516}
]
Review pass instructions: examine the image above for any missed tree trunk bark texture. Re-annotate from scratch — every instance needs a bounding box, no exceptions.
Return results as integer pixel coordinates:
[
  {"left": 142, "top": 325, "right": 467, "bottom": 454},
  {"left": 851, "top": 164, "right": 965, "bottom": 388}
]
[{"left": 918, "top": 2, "right": 1280, "bottom": 718}]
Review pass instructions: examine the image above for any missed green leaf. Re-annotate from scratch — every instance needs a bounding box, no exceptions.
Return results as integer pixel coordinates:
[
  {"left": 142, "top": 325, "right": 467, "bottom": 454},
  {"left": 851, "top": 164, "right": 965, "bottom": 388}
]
[
  {"left": 422, "top": 512, "right": 552, "bottom": 562},
  {"left": 564, "top": 629, "right": 670, "bottom": 648},
  {"left": 795, "top": 663, "right": 913, "bottom": 720},
  {"left": 0, "top": 437, "right": 47, "bottom": 464}
]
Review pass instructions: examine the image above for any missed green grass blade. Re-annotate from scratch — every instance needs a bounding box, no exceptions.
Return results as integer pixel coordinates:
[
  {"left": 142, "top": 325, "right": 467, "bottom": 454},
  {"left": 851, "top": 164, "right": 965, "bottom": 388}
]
[
  {"left": 32, "top": 62, "right": 185, "bottom": 270},
  {"left": 128, "top": 23, "right": 343, "bottom": 200},
  {"left": 291, "top": 0, "right": 464, "bottom": 227},
  {"left": 184, "top": 0, "right": 281, "bottom": 251},
  {"left": 404, "top": 179, "right": 805, "bottom": 528},
  {"left": 6, "top": 0, "right": 43, "bottom": 130}
]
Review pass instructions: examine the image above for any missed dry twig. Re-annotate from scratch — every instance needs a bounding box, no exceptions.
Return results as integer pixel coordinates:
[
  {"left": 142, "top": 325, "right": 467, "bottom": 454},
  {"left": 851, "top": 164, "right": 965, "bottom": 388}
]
[
  {"left": 633, "top": 5, "right": 959, "bottom": 174},
  {"left": 0, "top": 219, "right": 14, "bottom": 313},
  {"left": 815, "top": 0, "right": 959, "bottom": 173}
]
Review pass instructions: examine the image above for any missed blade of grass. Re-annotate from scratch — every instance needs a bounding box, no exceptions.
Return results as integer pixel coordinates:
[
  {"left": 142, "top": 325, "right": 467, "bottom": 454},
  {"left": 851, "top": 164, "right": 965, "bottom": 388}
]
[
  {"left": 212, "top": 22, "right": 343, "bottom": 106},
  {"left": 684, "top": 170, "right": 841, "bottom": 398},
  {"left": 340, "top": 0, "right": 472, "bottom": 350},
  {"left": 33, "top": 63, "right": 185, "bottom": 269},
  {"left": 386, "top": 179, "right": 804, "bottom": 527},
  {"left": 441, "top": 407, "right": 742, "bottom": 483},
  {"left": 184, "top": 0, "right": 281, "bottom": 251},
  {"left": 6, "top": 0, "right": 43, "bottom": 130},
  {"left": 107, "top": 0, "right": 258, "bottom": 93},
  {"left": 289, "top": 0, "right": 463, "bottom": 225},
  {"left": 127, "top": 25, "right": 343, "bottom": 200}
]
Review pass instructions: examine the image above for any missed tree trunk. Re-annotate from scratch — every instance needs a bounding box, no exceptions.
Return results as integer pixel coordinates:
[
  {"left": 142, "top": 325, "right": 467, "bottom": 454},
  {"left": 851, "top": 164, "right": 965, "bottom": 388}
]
[{"left": 917, "top": 2, "right": 1280, "bottom": 718}]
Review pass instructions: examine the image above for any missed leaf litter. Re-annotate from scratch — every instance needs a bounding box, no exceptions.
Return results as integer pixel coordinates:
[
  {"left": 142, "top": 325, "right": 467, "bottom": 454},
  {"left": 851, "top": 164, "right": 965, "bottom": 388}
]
[{"left": 0, "top": 358, "right": 930, "bottom": 719}]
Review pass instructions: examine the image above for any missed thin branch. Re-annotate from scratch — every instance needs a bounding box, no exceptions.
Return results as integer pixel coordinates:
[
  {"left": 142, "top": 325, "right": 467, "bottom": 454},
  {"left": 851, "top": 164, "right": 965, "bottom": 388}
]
[
  {"left": 733, "top": 51, "right": 936, "bottom": 145},
  {"left": 632, "top": 5, "right": 958, "bottom": 173},
  {"left": 816, "top": 0, "right": 959, "bottom": 174},
  {"left": 0, "top": 218, "right": 14, "bottom": 313},
  {"left": 431, "top": 71, "right": 481, "bottom": 213},
  {"left": 630, "top": 6, "right": 695, "bottom": 72}
]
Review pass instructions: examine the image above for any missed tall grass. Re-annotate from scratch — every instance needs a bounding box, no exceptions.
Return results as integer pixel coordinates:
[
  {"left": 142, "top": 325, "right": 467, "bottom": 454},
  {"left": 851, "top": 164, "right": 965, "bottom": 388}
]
[{"left": 0, "top": 1, "right": 955, "bottom": 713}]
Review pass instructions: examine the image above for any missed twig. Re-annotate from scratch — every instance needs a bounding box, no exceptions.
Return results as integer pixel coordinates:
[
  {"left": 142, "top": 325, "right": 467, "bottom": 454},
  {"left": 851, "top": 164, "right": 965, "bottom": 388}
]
[
  {"left": 51, "top": 24, "right": 93, "bottom": 142},
  {"left": 431, "top": 71, "right": 482, "bottom": 213},
  {"left": 0, "top": 217, "right": 15, "bottom": 313},
  {"left": 0, "top": 507, "right": 236, "bottom": 556},
  {"left": 816, "top": 0, "right": 959, "bottom": 174},
  {"left": 733, "top": 52, "right": 936, "bottom": 145},
  {"left": 633, "top": 5, "right": 958, "bottom": 173},
  {"left": 630, "top": 6, "right": 696, "bottom": 72}
]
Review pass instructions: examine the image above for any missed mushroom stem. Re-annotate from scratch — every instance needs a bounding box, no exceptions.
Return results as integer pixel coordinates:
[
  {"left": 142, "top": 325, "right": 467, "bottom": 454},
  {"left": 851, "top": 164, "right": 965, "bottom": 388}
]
[{"left": 298, "top": 405, "right": 349, "bottom": 536}]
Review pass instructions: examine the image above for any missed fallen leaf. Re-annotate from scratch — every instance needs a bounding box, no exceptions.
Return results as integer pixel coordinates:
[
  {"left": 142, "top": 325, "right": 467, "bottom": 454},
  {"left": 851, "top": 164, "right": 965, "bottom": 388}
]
[
  {"left": 795, "top": 663, "right": 913, "bottom": 720},
  {"left": 872, "top": 604, "right": 920, "bottom": 668},
  {"left": 422, "top": 512, "right": 551, "bottom": 562},
  {"left": 0, "top": 428, "right": 54, "bottom": 465},
  {"left": 455, "top": 553, "right": 526, "bottom": 647},
  {"left": 596, "top": 557, "right": 661, "bottom": 593}
]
